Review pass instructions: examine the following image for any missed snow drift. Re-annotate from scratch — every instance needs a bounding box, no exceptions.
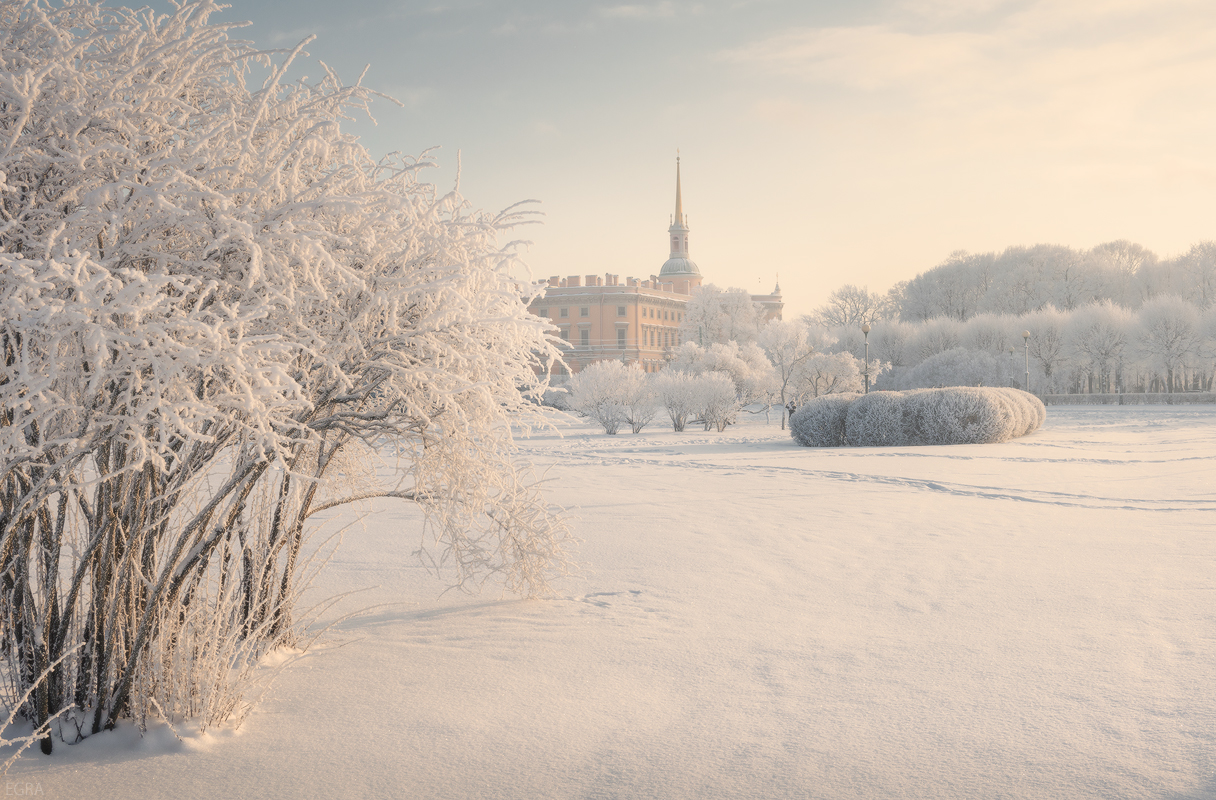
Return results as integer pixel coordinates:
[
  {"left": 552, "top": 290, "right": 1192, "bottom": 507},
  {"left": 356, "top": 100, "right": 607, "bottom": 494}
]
[{"left": 792, "top": 388, "right": 1045, "bottom": 447}]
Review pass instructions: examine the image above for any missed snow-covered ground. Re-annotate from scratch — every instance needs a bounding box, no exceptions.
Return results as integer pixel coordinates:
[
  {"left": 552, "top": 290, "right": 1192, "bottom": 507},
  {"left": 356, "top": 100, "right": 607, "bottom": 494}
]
[{"left": 13, "top": 406, "right": 1216, "bottom": 799}]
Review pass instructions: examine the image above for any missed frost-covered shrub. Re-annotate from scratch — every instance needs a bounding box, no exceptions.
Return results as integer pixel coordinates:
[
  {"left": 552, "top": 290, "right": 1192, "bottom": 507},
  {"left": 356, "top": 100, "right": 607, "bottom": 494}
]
[
  {"left": 790, "top": 393, "right": 860, "bottom": 446},
  {"left": 844, "top": 391, "right": 906, "bottom": 447},
  {"left": 796, "top": 388, "right": 1044, "bottom": 448},
  {"left": 0, "top": 0, "right": 569, "bottom": 755}
]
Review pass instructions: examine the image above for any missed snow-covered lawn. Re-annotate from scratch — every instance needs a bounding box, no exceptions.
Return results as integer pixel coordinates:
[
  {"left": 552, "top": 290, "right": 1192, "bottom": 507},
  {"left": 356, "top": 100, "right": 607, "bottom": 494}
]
[{"left": 14, "top": 407, "right": 1216, "bottom": 799}]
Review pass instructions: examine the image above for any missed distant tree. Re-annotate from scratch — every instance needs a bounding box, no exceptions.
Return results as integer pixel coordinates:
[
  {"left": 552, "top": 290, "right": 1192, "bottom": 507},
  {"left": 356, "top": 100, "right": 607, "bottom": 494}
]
[
  {"left": 899, "top": 251, "right": 994, "bottom": 322},
  {"left": 757, "top": 320, "right": 816, "bottom": 428},
  {"left": 892, "top": 348, "right": 1008, "bottom": 389},
  {"left": 809, "top": 284, "right": 884, "bottom": 328},
  {"left": 1022, "top": 305, "right": 1070, "bottom": 392},
  {"left": 983, "top": 244, "right": 1074, "bottom": 316},
  {"left": 869, "top": 320, "right": 915, "bottom": 368},
  {"left": 794, "top": 352, "right": 863, "bottom": 399},
  {"left": 912, "top": 318, "right": 963, "bottom": 361},
  {"left": 1136, "top": 296, "right": 1202, "bottom": 392},
  {"left": 652, "top": 370, "right": 699, "bottom": 431},
  {"left": 569, "top": 360, "right": 644, "bottom": 434},
  {"left": 1180, "top": 241, "right": 1216, "bottom": 309},
  {"left": 1088, "top": 240, "right": 1157, "bottom": 307},
  {"left": 622, "top": 373, "right": 659, "bottom": 434},
  {"left": 1067, "top": 301, "right": 1134, "bottom": 392},
  {"left": 678, "top": 284, "right": 764, "bottom": 345},
  {"left": 961, "top": 313, "right": 1019, "bottom": 355},
  {"left": 692, "top": 373, "right": 740, "bottom": 432},
  {"left": 667, "top": 340, "right": 773, "bottom": 403}
]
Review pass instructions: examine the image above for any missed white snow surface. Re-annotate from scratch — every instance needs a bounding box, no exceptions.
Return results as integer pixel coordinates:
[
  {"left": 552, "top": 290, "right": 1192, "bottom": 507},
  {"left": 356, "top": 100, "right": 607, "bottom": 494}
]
[{"left": 12, "top": 407, "right": 1216, "bottom": 799}]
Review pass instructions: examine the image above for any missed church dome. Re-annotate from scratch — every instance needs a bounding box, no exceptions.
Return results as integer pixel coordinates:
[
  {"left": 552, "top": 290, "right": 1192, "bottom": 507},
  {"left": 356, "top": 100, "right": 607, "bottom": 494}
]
[{"left": 660, "top": 256, "right": 700, "bottom": 277}]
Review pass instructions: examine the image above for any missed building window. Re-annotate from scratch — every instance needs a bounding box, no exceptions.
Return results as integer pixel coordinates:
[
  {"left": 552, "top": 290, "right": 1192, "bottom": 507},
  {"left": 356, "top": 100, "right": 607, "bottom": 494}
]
[
  {"left": 580, "top": 329, "right": 590, "bottom": 347},
  {"left": 663, "top": 332, "right": 669, "bottom": 348},
  {"left": 580, "top": 307, "right": 589, "bottom": 317},
  {"left": 617, "top": 329, "right": 626, "bottom": 347},
  {"left": 560, "top": 308, "right": 568, "bottom": 318},
  {"left": 617, "top": 306, "right": 626, "bottom": 317},
  {"left": 560, "top": 328, "right": 569, "bottom": 341},
  {"left": 663, "top": 310, "right": 668, "bottom": 320}
]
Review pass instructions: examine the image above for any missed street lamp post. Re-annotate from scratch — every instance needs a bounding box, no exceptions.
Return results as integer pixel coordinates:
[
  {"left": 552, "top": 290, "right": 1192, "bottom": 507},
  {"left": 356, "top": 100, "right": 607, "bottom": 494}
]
[
  {"left": 1022, "top": 330, "right": 1031, "bottom": 393},
  {"left": 862, "top": 323, "right": 871, "bottom": 394}
]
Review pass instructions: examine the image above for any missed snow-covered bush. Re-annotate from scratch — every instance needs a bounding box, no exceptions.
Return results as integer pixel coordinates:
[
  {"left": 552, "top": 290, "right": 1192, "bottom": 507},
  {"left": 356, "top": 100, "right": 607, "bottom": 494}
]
[
  {"left": 894, "top": 347, "right": 1010, "bottom": 390},
  {"left": 652, "top": 369, "right": 699, "bottom": 431},
  {"left": 789, "top": 393, "right": 860, "bottom": 446},
  {"left": 844, "top": 392, "right": 907, "bottom": 447},
  {"left": 0, "top": 0, "right": 568, "bottom": 754},
  {"left": 692, "top": 372, "right": 740, "bottom": 432}
]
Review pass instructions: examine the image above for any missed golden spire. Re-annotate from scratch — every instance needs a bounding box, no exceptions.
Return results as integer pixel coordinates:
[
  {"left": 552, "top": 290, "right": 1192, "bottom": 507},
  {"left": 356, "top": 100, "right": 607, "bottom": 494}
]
[{"left": 674, "top": 151, "right": 683, "bottom": 225}]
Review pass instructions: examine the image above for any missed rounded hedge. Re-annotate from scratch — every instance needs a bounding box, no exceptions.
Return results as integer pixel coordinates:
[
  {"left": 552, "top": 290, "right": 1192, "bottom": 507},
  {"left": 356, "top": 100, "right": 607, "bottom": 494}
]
[{"left": 791, "top": 387, "right": 1045, "bottom": 447}]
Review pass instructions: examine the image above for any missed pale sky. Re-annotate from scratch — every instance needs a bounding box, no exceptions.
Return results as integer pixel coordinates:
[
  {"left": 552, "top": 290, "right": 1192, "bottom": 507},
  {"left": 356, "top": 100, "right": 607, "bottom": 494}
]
[{"left": 213, "top": 0, "right": 1216, "bottom": 317}]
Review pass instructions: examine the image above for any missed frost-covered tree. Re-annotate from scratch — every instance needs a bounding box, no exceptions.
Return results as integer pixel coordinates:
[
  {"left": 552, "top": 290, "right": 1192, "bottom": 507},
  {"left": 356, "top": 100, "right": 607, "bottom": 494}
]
[
  {"left": 793, "top": 352, "right": 863, "bottom": 399},
  {"left": 652, "top": 369, "right": 698, "bottom": 432},
  {"left": 757, "top": 320, "right": 814, "bottom": 428},
  {"left": 868, "top": 320, "right": 915, "bottom": 369},
  {"left": 961, "top": 313, "right": 1018, "bottom": 355},
  {"left": 1023, "top": 305, "right": 1070, "bottom": 392},
  {"left": 667, "top": 340, "right": 772, "bottom": 403},
  {"left": 1136, "top": 296, "right": 1202, "bottom": 392},
  {"left": 809, "top": 284, "right": 885, "bottom": 328},
  {"left": 678, "top": 284, "right": 763, "bottom": 345},
  {"left": 691, "top": 373, "right": 739, "bottom": 432},
  {"left": 620, "top": 371, "right": 658, "bottom": 434},
  {"left": 912, "top": 318, "right": 963, "bottom": 361},
  {"left": 0, "top": 0, "right": 567, "bottom": 754},
  {"left": 1066, "top": 301, "right": 1133, "bottom": 393},
  {"left": 568, "top": 360, "right": 633, "bottom": 434},
  {"left": 1089, "top": 240, "right": 1155, "bottom": 307},
  {"left": 1179, "top": 242, "right": 1216, "bottom": 310}
]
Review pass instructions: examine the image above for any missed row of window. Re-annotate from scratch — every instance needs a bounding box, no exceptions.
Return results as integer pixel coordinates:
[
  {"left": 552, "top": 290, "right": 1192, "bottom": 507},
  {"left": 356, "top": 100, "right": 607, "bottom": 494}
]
[
  {"left": 557, "top": 328, "right": 679, "bottom": 350},
  {"left": 539, "top": 305, "right": 682, "bottom": 322}
]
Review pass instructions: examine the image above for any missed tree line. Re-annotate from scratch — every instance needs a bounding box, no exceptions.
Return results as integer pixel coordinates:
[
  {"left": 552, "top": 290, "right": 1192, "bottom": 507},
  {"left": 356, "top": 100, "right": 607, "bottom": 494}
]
[{"left": 808, "top": 241, "right": 1216, "bottom": 394}]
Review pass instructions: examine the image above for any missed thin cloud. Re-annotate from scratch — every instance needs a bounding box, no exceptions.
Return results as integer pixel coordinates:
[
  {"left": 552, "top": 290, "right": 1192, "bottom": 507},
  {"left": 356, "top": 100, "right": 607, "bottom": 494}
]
[
  {"left": 723, "top": 0, "right": 1216, "bottom": 152},
  {"left": 598, "top": 2, "right": 689, "bottom": 20}
]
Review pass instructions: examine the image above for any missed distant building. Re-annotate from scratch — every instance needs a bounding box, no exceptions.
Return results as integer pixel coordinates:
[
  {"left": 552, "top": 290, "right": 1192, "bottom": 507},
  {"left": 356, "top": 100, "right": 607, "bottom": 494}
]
[{"left": 530, "top": 157, "right": 783, "bottom": 375}]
